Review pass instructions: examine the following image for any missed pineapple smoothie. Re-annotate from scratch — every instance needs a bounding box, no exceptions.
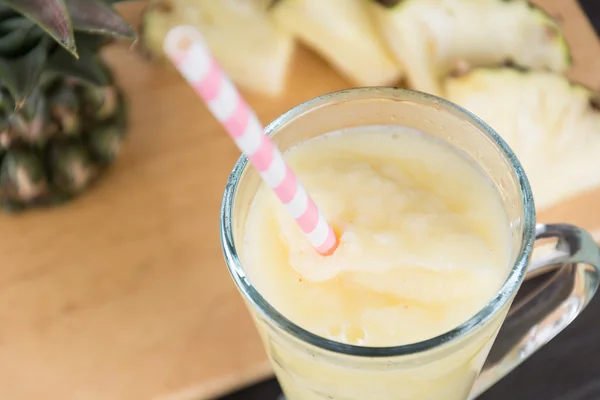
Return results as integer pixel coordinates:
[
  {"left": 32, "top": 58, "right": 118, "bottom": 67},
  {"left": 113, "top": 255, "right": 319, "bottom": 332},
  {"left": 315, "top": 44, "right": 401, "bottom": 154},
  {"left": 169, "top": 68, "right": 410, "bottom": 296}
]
[{"left": 242, "top": 126, "right": 512, "bottom": 399}]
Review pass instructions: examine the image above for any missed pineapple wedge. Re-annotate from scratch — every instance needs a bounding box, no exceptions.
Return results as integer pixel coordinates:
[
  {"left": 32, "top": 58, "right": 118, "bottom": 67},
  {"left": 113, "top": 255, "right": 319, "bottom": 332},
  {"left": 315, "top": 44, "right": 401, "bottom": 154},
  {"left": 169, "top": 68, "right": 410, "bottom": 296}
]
[
  {"left": 271, "top": 0, "right": 403, "bottom": 87},
  {"left": 370, "top": 0, "right": 571, "bottom": 96},
  {"left": 141, "top": 0, "right": 295, "bottom": 96},
  {"left": 444, "top": 68, "right": 600, "bottom": 211}
]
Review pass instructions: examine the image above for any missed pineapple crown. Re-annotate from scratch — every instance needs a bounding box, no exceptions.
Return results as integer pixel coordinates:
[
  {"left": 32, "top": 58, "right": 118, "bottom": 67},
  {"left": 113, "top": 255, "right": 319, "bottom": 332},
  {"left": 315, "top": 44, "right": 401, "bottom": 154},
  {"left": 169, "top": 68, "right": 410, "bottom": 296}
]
[{"left": 0, "top": 0, "right": 136, "bottom": 112}]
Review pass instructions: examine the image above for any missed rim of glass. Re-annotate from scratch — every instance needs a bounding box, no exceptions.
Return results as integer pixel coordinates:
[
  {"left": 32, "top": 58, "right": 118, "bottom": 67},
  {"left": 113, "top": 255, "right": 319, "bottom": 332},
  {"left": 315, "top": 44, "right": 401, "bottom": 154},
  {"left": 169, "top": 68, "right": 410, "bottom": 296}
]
[{"left": 220, "top": 87, "right": 536, "bottom": 358}]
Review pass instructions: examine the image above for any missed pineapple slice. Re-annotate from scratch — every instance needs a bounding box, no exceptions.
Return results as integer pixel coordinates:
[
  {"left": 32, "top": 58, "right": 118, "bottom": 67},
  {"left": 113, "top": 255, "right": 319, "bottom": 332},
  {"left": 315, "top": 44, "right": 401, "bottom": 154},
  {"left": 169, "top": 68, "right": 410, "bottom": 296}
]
[
  {"left": 141, "top": 0, "right": 295, "bottom": 96},
  {"left": 271, "top": 0, "right": 403, "bottom": 87},
  {"left": 370, "top": 0, "right": 571, "bottom": 96},
  {"left": 444, "top": 68, "right": 600, "bottom": 211}
]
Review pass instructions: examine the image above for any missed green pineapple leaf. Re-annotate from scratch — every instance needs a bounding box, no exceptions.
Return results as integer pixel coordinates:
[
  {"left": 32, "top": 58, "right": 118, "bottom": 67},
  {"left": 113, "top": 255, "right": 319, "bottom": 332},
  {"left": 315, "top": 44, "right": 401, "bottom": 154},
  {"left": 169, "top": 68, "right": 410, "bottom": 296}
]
[
  {"left": 0, "top": 4, "right": 18, "bottom": 18},
  {"left": 18, "top": 86, "right": 43, "bottom": 121},
  {"left": 2, "top": 0, "right": 77, "bottom": 56},
  {"left": 73, "top": 31, "right": 110, "bottom": 52},
  {"left": 0, "top": 89, "right": 15, "bottom": 113},
  {"left": 47, "top": 34, "right": 110, "bottom": 86},
  {"left": 0, "top": 16, "right": 46, "bottom": 58},
  {"left": 65, "top": 0, "right": 135, "bottom": 39},
  {"left": 0, "top": 36, "right": 51, "bottom": 108},
  {"left": 0, "top": 18, "right": 34, "bottom": 55}
]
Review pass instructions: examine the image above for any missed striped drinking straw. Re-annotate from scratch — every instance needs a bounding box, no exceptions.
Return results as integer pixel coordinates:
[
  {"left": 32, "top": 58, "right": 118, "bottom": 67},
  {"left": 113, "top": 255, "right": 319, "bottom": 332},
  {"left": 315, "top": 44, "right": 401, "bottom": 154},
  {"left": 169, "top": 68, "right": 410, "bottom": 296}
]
[{"left": 163, "top": 26, "right": 339, "bottom": 256}]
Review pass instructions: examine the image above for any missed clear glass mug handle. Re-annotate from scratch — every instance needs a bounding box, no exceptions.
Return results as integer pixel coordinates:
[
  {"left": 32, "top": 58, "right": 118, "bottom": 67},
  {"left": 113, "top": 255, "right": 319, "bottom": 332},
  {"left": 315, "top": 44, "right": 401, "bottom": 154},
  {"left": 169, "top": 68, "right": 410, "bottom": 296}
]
[{"left": 469, "top": 223, "right": 600, "bottom": 399}]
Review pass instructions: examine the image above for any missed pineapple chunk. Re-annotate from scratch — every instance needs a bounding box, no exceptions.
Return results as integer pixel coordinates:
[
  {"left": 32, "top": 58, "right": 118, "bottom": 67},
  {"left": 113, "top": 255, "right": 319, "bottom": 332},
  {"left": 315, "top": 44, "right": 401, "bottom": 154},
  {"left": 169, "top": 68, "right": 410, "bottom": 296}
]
[
  {"left": 141, "top": 0, "right": 295, "bottom": 96},
  {"left": 444, "top": 68, "right": 600, "bottom": 211},
  {"left": 271, "top": 0, "right": 403, "bottom": 87},
  {"left": 370, "top": 0, "right": 571, "bottom": 96}
]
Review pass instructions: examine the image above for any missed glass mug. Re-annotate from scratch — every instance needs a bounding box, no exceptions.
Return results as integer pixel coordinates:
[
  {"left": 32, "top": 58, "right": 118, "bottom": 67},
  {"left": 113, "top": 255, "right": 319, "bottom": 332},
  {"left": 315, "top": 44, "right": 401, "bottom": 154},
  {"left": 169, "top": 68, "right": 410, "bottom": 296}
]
[{"left": 220, "top": 88, "right": 600, "bottom": 400}]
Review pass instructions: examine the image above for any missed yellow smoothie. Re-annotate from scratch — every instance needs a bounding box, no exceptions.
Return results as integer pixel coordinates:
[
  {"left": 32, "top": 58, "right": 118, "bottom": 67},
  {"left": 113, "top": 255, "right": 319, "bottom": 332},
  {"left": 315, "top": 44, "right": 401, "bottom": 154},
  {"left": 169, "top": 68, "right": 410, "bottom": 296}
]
[{"left": 242, "top": 126, "right": 512, "bottom": 399}]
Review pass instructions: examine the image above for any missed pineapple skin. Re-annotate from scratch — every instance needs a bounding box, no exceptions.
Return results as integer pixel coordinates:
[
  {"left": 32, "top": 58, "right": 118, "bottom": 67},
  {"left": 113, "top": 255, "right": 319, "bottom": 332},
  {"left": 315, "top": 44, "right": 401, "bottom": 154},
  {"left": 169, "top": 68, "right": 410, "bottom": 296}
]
[
  {"left": 0, "top": 0, "right": 134, "bottom": 212},
  {"left": 0, "top": 71, "right": 128, "bottom": 212}
]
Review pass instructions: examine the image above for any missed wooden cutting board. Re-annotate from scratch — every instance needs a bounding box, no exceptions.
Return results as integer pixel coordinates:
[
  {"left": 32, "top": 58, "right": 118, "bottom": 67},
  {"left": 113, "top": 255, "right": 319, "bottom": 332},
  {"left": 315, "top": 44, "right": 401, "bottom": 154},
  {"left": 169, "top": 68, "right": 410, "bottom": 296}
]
[{"left": 0, "top": 1, "right": 598, "bottom": 400}]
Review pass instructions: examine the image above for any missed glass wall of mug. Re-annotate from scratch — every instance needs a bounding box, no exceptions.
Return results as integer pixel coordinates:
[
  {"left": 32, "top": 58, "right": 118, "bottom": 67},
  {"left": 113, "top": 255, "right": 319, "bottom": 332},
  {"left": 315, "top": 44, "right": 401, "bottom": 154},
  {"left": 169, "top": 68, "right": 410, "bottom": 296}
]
[{"left": 221, "top": 88, "right": 599, "bottom": 400}]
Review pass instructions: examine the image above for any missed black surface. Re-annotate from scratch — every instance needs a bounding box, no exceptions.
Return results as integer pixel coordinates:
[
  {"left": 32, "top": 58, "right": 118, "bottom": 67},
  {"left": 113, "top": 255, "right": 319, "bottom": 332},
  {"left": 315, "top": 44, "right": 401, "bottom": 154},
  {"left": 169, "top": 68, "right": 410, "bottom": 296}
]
[
  {"left": 580, "top": 0, "right": 600, "bottom": 36},
  {"left": 218, "top": 2, "right": 600, "bottom": 399}
]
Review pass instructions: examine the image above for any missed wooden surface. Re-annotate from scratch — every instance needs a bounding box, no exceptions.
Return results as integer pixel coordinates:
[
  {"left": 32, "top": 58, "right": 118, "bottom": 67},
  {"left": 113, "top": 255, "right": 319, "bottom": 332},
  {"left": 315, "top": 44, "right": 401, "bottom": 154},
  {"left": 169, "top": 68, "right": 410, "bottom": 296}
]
[{"left": 0, "top": 1, "right": 598, "bottom": 400}]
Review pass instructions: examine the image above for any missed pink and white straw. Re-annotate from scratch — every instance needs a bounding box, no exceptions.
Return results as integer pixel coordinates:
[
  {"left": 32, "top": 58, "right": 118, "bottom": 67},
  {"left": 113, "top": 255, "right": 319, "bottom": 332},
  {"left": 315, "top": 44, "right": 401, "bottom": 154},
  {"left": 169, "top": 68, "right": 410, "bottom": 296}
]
[{"left": 164, "top": 26, "right": 338, "bottom": 256}]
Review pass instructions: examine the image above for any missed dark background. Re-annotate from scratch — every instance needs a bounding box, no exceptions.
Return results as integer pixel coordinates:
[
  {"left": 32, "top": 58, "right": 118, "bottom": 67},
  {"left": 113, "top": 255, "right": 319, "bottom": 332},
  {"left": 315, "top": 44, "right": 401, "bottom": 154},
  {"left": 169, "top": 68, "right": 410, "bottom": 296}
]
[
  {"left": 219, "top": 1, "right": 600, "bottom": 399},
  {"left": 581, "top": 0, "right": 600, "bottom": 36}
]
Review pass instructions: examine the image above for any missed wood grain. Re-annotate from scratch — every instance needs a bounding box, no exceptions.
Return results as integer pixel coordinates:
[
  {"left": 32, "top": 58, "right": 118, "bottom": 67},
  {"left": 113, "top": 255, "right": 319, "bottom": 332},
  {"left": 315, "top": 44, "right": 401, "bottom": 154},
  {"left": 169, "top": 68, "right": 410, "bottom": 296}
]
[{"left": 0, "top": 1, "right": 597, "bottom": 400}]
